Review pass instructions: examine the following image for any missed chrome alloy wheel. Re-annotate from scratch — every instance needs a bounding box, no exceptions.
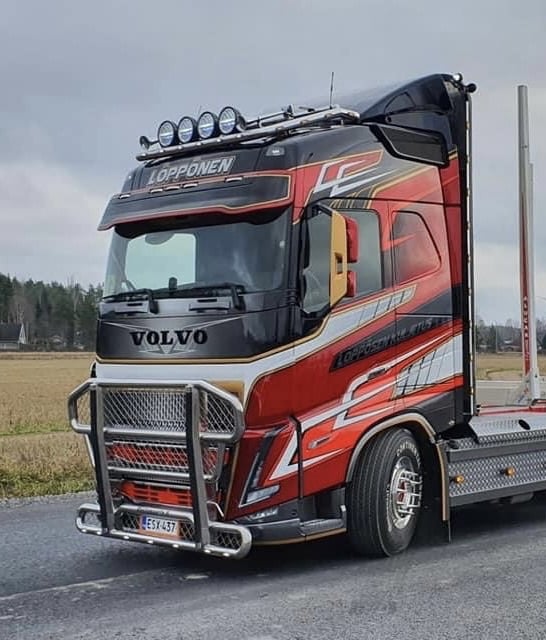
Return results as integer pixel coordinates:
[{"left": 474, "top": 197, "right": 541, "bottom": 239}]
[{"left": 389, "top": 456, "right": 422, "bottom": 530}]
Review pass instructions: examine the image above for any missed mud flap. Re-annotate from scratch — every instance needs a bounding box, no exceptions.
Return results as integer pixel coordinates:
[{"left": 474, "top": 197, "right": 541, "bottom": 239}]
[{"left": 413, "top": 499, "right": 451, "bottom": 547}]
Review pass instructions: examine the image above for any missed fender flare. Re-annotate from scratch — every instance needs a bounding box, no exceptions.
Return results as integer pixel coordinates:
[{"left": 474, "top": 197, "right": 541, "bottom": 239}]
[{"left": 345, "top": 412, "right": 449, "bottom": 521}]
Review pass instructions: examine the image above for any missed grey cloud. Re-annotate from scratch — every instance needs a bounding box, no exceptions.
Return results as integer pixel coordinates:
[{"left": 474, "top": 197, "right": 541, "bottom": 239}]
[
  {"left": 1, "top": 0, "right": 545, "bottom": 320},
  {"left": 0, "top": 161, "right": 109, "bottom": 285}
]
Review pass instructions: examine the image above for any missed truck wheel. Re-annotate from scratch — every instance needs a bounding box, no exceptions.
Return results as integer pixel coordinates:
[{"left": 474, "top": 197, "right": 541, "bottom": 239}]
[{"left": 347, "top": 428, "right": 422, "bottom": 557}]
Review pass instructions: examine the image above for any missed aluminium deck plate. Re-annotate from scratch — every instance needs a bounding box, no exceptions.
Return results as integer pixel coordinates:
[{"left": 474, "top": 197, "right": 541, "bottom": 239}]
[
  {"left": 469, "top": 413, "right": 546, "bottom": 444},
  {"left": 448, "top": 445, "right": 546, "bottom": 506}
]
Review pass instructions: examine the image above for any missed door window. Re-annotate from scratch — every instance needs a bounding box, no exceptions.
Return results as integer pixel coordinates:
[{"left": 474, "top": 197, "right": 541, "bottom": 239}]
[{"left": 392, "top": 211, "right": 440, "bottom": 284}]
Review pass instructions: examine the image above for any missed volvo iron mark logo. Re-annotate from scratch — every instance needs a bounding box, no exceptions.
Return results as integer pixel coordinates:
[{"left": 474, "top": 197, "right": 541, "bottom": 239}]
[{"left": 129, "top": 328, "right": 208, "bottom": 355}]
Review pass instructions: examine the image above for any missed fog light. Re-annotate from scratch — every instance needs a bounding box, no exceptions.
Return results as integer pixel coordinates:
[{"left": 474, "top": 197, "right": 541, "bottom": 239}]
[
  {"left": 157, "top": 120, "right": 177, "bottom": 147},
  {"left": 197, "top": 111, "right": 218, "bottom": 139},
  {"left": 219, "top": 106, "right": 245, "bottom": 135},
  {"left": 177, "top": 116, "right": 197, "bottom": 144}
]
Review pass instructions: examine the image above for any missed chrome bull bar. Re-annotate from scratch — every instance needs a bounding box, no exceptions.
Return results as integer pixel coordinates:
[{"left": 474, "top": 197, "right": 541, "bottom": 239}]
[{"left": 68, "top": 378, "right": 252, "bottom": 559}]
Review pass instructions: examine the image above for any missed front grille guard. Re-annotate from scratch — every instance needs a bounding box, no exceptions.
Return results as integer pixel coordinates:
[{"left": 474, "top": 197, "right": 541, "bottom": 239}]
[{"left": 68, "top": 378, "right": 251, "bottom": 559}]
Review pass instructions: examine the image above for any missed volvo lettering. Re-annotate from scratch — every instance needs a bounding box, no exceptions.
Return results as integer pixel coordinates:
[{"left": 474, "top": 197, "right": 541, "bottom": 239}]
[{"left": 129, "top": 329, "right": 208, "bottom": 347}]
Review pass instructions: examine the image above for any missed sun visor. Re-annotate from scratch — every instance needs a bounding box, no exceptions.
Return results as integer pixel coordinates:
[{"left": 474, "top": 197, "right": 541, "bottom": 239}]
[{"left": 98, "top": 173, "right": 293, "bottom": 230}]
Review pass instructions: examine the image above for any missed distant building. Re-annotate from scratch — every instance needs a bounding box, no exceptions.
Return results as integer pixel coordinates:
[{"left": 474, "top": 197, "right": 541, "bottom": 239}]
[{"left": 0, "top": 323, "right": 27, "bottom": 350}]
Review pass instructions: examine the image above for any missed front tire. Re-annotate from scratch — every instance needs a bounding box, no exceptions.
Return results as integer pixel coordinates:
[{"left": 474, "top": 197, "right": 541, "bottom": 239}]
[{"left": 347, "top": 428, "right": 422, "bottom": 557}]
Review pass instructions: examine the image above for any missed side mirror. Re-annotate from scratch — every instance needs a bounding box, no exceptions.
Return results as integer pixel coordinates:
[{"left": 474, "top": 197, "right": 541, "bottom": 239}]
[
  {"left": 345, "top": 215, "right": 359, "bottom": 263},
  {"left": 347, "top": 270, "right": 357, "bottom": 297},
  {"left": 370, "top": 123, "right": 449, "bottom": 167}
]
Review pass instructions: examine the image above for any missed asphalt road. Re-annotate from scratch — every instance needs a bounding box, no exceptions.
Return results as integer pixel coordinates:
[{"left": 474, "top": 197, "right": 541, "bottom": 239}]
[{"left": 2, "top": 493, "right": 546, "bottom": 639}]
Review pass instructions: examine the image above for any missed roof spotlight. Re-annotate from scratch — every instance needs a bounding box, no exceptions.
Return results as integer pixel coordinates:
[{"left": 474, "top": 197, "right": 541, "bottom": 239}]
[
  {"left": 197, "top": 111, "right": 218, "bottom": 139},
  {"left": 177, "top": 116, "right": 197, "bottom": 144},
  {"left": 218, "top": 106, "right": 245, "bottom": 135},
  {"left": 157, "top": 120, "right": 177, "bottom": 148}
]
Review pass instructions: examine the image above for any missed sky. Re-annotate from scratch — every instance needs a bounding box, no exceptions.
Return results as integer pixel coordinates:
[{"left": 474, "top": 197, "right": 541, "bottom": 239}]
[{"left": 0, "top": 0, "right": 545, "bottom": 323}]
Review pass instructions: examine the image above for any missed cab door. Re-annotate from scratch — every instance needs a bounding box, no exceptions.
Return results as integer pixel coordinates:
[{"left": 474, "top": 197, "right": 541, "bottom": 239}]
[
  {"left": 317, "top": 198, "right": 403, "bottom": 425},
  {"left": 389, "top": 201, "right": 461, "bottom": 432}
]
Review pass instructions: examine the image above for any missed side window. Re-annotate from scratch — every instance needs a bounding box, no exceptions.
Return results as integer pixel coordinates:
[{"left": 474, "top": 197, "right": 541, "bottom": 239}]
[
  {"left": 340, "top": 209, "right": 382, "bottom": 297},
  {"left": 302, "top": 210, "right": 331, "bottom": 313},
  {"left": 392, "top": 211, "right": 440, "bottom": 284}
]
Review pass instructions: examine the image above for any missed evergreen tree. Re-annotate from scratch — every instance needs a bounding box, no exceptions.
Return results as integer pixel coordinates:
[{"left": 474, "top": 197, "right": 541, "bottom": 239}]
[{"left": 0, "top": 273, "right": 102, "bottom": 350}]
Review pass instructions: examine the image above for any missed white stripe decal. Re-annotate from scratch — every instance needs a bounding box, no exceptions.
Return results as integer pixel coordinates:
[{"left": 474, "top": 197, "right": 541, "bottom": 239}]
[
  {"left": 269, "top": 331, "right": 455, "bottom": 481},
  {"left": 269, "top": 445, "right": 343, "bottom": 481},
  {"left": 301, "top": 333, "right": 447, "bottom": 432},
  {"left": 396, "top": 334, "right": 463, "bottom": 396}
]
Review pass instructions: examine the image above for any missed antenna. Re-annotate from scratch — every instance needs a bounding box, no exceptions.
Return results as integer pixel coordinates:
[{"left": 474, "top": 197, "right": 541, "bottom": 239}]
[{"left": 329, "top": 72, "right": 335, "bottom": 108}]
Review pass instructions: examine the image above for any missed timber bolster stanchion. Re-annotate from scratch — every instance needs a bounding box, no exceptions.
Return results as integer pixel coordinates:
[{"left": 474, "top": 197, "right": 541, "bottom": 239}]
[{"left": 69, "top": 379, "right": 252, "bottom": 559}]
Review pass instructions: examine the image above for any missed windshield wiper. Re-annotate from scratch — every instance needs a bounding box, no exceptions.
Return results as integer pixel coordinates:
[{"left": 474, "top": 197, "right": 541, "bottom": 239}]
[
  {"left": 173, "top": 281, "right": 246, "bottom": 311},
  {"left": 103, "top": 282, "right": 246, "bottom": 312},
  {"left": 102, "top": 288, "right": 159, "bottom": 314}
]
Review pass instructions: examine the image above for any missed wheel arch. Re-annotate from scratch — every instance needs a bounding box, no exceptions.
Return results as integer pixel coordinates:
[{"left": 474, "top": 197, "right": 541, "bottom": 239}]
[{"left": 345, "top": 412, "right": 449, "bottom": 522}]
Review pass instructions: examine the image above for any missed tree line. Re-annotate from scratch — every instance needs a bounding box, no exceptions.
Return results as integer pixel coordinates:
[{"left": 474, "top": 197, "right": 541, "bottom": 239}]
[
  {"left": 476, "top": 316, "right": 546, "bottom": 352},
  {"left": 2, "top": 270, "right": 546, "bottom": 353},
  {"left": 0, "top": 273, "right": 103, "bottom": 351}
]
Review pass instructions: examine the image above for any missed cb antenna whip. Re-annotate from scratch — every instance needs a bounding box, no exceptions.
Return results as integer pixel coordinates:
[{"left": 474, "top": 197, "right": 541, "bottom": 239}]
[{"left": 329, "top": 71, "right": 335, "bottom": 108}]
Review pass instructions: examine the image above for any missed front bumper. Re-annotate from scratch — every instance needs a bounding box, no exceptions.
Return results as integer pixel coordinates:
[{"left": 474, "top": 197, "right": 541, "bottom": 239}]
[
  {"left": 69, "top": 378, "right": 252, "bottom": 559},
  {"left": 76, "top": 501, "right": 252, "bottom": 559}
]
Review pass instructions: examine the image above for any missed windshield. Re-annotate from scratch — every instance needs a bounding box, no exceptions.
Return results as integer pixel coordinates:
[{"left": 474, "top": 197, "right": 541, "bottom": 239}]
[{"left": 103, "top": 208, "right": 290, "bottom": 298}]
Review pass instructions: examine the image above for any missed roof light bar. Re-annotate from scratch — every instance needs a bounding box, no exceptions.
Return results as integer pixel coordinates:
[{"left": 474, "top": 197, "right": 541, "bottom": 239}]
[{"left": 138, "top": 105, "right": 360, "bottom": 161}]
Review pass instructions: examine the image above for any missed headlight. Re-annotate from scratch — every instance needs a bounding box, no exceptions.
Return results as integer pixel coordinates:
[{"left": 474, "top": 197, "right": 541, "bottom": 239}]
[
  {"left": 197, "top": 111, "right": 218, "bottom": 139},
  {"left": 177, "top": 116, "right": 197, "bottom": 144},
  {"left": 157, "top": 120, "right": 177, "bottom": 148}
]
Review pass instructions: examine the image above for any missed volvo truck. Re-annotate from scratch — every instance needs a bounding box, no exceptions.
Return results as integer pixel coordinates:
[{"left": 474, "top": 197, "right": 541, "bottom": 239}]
[{"left": 69, "top": 73, "right": 546, "bottom": 559}]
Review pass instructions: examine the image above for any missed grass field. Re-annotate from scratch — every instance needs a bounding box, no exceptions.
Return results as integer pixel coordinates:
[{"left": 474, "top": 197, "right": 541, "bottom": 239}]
[
  {"left": 0, "top": 353, "right": 94, "bottom": 498},
  {"left": 1, "top": 351, "right": 546, "bottom": 499},
  {"left": 476, "top": 352, "right": 546, "bottom": 380}
]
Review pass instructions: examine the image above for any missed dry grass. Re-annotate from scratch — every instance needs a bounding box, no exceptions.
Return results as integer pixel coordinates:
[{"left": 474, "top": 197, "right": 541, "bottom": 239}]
[
  {"left": 0, "top": 352, "right": 93, "bottom": 360},
  {"left": 0, "top": 353, "right": 94, "bottom": 497},
  {"left": 0, "top": 431, "right": 93, "bottom": 498},
  {"left": 0, "top": 353, "right": 94, "bottom": 435},
  {"left": 476, "top": 353, "right": 546, "bottom": 381}
]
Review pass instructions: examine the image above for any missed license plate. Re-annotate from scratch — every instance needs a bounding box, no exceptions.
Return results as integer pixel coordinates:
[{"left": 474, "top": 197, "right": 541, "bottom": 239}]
[{"left": 139, "top": 515, "right": 180, "bottom": 539}]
